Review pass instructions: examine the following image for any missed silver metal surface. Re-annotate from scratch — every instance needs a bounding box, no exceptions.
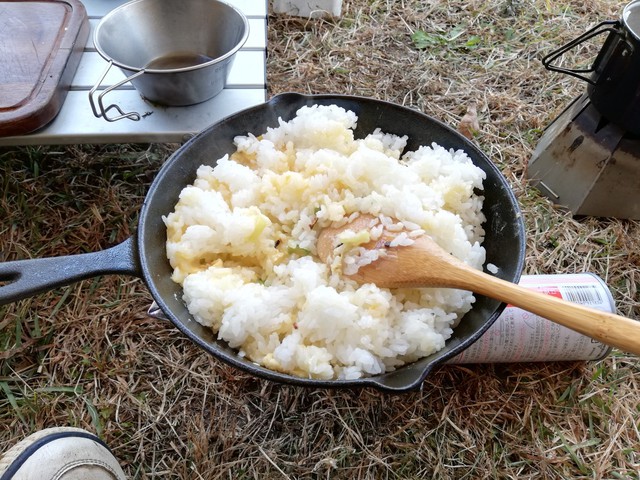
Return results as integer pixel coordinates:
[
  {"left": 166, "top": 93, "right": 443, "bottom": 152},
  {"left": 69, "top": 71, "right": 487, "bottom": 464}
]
[
  {"left": 623, "top": 0, "right": 640, "bottom": 40},
  {"left": 92, "top": 0, "right": 249, "bottom": 120},
  {"left": 527, "top": 94, "right": 640, "bottom": 219},
  {"left": 147, "top": 301, "right": 168, "bottom": 321}
]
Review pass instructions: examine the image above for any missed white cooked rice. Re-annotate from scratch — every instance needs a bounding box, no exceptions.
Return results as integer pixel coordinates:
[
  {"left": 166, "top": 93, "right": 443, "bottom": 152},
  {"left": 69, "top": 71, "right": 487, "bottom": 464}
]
[{"left": 163, "top": 104, "right": 487, "bottom": 380}]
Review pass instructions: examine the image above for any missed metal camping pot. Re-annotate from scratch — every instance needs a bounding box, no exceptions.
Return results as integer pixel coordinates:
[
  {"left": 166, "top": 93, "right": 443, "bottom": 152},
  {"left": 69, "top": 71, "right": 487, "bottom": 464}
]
[
  {"left": 542, "top": 0, "right": 640, "bottom": 135},
  {"left": 90, "top": 0, "right": 249, "bottom": 122}
]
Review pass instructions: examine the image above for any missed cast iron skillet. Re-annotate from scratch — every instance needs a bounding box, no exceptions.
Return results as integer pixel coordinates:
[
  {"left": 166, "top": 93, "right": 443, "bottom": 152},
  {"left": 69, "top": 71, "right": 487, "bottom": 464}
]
[{"left": 0, "top": 93, "right": 526, "bottom": 392}]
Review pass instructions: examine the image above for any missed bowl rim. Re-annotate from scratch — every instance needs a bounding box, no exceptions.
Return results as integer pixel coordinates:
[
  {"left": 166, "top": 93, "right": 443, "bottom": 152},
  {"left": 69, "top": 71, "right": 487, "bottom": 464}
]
[{"left": 93, "top": 0, "right": 250, "bottom": 74}]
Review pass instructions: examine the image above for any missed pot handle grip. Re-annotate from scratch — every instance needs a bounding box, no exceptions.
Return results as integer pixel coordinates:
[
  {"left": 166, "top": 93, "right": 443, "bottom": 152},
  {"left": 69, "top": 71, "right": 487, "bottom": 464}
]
[
  {"left": 0, "top": 238, "right": 142, "bottom": 305},
  {"left": 542, "top": 20, "right": 620, "bottom": 85},
  {"left": 89, "top": 61, "right": 145, "bottom": 122}
]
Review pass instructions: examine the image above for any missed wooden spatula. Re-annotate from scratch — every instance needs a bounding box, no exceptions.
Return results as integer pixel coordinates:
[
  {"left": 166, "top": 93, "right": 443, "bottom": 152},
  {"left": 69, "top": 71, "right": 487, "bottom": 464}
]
[{"left": 317, "top": 215, "right": 640, "bottom": 356}]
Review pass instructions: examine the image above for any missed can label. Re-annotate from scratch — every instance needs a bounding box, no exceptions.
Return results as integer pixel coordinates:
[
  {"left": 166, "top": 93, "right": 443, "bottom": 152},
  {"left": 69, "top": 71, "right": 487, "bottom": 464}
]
[{"left": 448, "top": 273, "right": 615, "bottom": 364}]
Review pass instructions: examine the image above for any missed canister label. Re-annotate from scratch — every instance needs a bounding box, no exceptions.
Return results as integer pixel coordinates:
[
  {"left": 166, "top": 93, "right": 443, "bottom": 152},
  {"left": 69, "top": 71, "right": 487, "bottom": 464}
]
[{"left": 448, "top": 273, "right": 615, "bottom": 364}]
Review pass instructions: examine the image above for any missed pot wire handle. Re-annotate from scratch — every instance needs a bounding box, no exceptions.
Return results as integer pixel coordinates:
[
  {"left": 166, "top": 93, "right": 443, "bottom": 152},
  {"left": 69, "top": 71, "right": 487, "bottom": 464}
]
[
  {"left": 89, "top": 60, "right": 144, "bottom": 122},
  {"left": 542, "top": 20, "right": 620, "bottom": 85}
]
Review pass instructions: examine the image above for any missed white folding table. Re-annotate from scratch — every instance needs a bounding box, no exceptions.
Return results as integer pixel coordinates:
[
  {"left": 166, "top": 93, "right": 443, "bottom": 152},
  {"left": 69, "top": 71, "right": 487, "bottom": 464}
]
[{"left": 0, "top": 0, "right": 267, "bottom": 146}]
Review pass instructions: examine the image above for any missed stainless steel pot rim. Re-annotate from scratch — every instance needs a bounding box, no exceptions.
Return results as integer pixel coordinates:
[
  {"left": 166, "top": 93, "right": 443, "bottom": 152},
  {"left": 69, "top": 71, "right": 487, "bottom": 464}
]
[
  {"left": 623, "top": 0, "right": 640, "bottom": 41},
  {"left": 93, "top": 0, "right": 250, "bottom": 74}
]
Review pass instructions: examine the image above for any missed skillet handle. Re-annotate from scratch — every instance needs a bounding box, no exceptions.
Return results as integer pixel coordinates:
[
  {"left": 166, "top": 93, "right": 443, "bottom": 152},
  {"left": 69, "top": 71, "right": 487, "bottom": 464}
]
[{"left": 0, "top": 237, "right": 141, "bottom": 305}]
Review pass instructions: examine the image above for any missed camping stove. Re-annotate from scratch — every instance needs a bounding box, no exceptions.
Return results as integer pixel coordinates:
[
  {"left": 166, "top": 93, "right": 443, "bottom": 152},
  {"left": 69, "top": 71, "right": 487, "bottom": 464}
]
[
  {"left": 527, "top": 93, "right": 640, "bottom": 219},
  {"left": 527, "top": 0, "right": 640, "bottom": 219}
]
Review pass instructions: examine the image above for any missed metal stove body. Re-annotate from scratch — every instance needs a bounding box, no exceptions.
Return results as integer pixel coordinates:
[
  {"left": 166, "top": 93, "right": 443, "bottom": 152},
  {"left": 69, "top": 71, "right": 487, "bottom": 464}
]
[
  {"left": 527, "top": 0, "right": 640, "bottom": 219},
  {"left": 527, "top": 94, "right": 640, "bottom": 219}
]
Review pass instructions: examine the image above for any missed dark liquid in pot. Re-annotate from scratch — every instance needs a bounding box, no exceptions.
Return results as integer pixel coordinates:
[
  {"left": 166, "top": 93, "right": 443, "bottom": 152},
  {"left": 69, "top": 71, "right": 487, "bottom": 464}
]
[{"left": 145, "top": 52, "right": 213, "bottom": 70}]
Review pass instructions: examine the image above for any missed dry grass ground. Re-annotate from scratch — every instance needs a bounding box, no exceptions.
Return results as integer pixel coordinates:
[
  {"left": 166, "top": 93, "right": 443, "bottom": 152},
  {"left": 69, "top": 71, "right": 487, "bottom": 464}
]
[{"left": 1, "top": 0, "right": 639, "bottom": 478}]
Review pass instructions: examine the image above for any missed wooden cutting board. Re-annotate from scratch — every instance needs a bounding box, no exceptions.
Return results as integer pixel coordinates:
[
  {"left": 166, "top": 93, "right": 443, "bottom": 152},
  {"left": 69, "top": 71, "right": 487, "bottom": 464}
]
[{"left": 0, "top": 0, "right": 89, "bottom": 137}]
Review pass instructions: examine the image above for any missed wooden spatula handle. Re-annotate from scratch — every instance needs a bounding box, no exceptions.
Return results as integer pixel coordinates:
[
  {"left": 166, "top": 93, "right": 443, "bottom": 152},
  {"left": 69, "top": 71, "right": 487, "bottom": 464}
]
[
  {"left": 466, "top": 269, "right": 640, "bottom": 356},
  {"left": 319, "top": 218, "right": 640, "bottom": 356}
]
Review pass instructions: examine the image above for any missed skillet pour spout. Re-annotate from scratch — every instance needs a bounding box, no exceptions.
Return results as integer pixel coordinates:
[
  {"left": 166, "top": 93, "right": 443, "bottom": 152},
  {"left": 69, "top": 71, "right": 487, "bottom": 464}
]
[{"left": 0, "top": 93, "right": 526, "bottom": 392}]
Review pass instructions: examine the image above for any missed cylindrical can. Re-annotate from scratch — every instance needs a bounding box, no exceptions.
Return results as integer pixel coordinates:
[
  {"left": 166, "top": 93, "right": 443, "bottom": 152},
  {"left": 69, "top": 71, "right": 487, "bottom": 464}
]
[{"left": 448, "top": 273, "right": 615, "bottom": 364}]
